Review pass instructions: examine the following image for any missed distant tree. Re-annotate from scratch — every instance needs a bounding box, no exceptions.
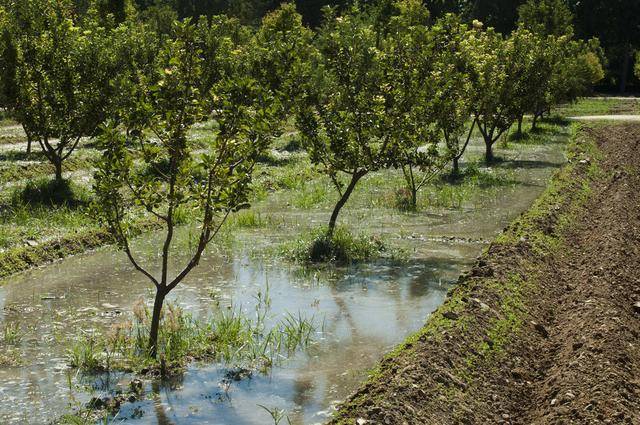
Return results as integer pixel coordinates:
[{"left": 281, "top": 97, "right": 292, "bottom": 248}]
[
  {"left": 139, "top": 4, "right": 178, "bottom": 36},
  {"left": 384, "top": 0, "right": 446, "bottom": 209},
  {"left": 89, "top": 0, "right": 135, "bottom": 26},
  {"left": 430, "top": 13, "right": 474, "bottom": 176},
  {"left": 0, "top": 7, "right": 18, "bottom": 121},
  {"left": 568, "top": 0, "right": 640, "bottom": 93},
  {"left": 195, "top": 14, "right": 252, "bottom": 98},
  {"left": 296, "top": 7, "right": 400, "bottom": 236},
  {"left": 109, "top": 19, "right": 162, "bottom": 133},
  {"left": 94, "top": 21, "right": 278, "bottom": 358},
  {"left": 506, "top": 29, "right": 550, "bottom": 134},
  {"left": 251, "top": 3, "right": 314, "bottom": 116},
  {"left": 6, "top": 0, "right": 117, "bottom": 180},
  {"left": 462, "top": 24, "right": 517, "bottom": 163},
  {"left": 467, "top": 0, "right": 525, "bottom": 34},
  {"left": 635, "top": 52, "right": 640, "bottom": 80},
  {"left": 518, "top": 0, "right": 573, "bottom": 37}
]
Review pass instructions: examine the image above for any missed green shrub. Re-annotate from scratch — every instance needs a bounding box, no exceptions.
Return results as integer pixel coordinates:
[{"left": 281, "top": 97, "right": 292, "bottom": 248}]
[
  {"left": 393, "top": 187, "right": 415, "bottom": 211},
  {"left": 284, "top": 226, "right": 386, "bottom": 265}
]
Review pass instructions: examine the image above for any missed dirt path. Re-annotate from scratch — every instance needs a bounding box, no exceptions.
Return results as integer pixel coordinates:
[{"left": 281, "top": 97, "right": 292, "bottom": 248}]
[
  {"left": 331, "top": 124, "right": 640, "bottom": 424},
  {"left": 568, "top": 114, "right": 640, "bottom": 121}
]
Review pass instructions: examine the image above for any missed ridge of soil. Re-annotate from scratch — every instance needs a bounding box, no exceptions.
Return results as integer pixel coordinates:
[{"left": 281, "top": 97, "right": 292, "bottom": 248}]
[
  {"left": 331, "top": 124, "right": 640, "bottom": 425},
  {"left": 0, "top": 219, "right": 161, "bottom": 281}
]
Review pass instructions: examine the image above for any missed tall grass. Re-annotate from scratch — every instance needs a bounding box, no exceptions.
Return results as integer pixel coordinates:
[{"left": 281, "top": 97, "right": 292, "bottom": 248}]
[
  {"left": 281, "top": 226, "right": 388, "bottom": 265},
  {"left": 67, "top": 291, "right": 316, "bottom": 375}
]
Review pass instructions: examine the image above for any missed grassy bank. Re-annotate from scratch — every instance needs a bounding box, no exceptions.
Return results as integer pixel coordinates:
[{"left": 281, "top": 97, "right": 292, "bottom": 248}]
[{"left": 330, "top": 122, "right": 603, "bottom": 423}]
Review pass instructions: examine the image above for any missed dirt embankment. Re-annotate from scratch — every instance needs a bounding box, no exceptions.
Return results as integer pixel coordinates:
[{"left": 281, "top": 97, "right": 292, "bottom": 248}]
[{"left": 332, "top": 124, "right": 640, "bottom": 425}]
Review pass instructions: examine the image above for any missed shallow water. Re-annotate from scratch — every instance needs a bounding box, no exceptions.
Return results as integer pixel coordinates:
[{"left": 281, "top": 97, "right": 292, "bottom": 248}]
[{"left": 0, "top": 137, "right": 566, "bottom": 424}]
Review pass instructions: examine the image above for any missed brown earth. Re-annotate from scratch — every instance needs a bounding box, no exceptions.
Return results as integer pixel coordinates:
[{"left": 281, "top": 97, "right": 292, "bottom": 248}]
[{"left": 331, "top": 124, "right": 640, "bottom": 425}]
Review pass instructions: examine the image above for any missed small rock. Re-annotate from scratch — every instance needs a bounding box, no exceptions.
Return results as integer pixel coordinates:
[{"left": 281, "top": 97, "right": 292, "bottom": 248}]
[
  {"left": 356, "top": 419, "right": 369, "bottom": 425},
  {"left": 442, "top": 311, "right": 459, "bottom": 320},
  {"left": 471, "top": 298, "right": 490, "bottom": 311},
  {"left": 551, "top": 398, "right": 558, "bottom": 406},
  {"left": 531, "top": 321, "right": 549, "bottom": 338},
  {"left": 25, "top": 239, "right": 38, "bottom": 247},
  {"left": 130, "top": 379, "right": 143, "bottom": 393},
  {"left": 502, "top": 414, "right": 510, "bottom": 420},
  {"left": 633, "top": 302, "right": 640, "bottom": 314}
]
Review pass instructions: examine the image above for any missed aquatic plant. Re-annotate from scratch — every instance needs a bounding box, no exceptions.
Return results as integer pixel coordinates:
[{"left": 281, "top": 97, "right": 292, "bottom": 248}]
[
  {"left": 2, "top": 321, "right": 21, "bottom": 344},
  {"left": 282, "top": 226, "right": 387, "bottom": 265},
  {"left": 258, "top": 404, "right": 292, "bottom": 425},
  {"left": 66, "top": 292, "right": 316, "bottom": 375}
]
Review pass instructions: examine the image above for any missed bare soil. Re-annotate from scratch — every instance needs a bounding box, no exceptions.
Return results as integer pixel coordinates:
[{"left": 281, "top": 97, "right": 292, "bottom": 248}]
[{"left": 331, "top": 124, "right": 640, "bottom": 425}]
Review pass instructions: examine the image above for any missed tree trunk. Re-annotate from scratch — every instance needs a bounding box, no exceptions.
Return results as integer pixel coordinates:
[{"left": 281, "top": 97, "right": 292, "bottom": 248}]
[
  {"left": 619, "top": 45, "right": 631, "bottom": 94},
  {"left": 485, "top": 140, "right": 494, "bottom": 163},
  {"left": 21, "top": 125, "right": 31, "bottom": 154},
  {"left": 517, "top": 116, "right": 523, "bottom": 137},
  {"left": 410, "top": 186, "right": 417, "bottom": 210},
  {"left": 148, "top": 288, "right": 166, "bottom": 359},
  {"left": 532, "top": 113, "right": 539, "bottom": 131},
  {"left": 53, "top": 158, "right": 63, "bottom": 182},
  {"left": 452, "top": 156, "right": 460, "bottom": 176},
  {"left": 327, "top": 172, "right": 365, "bottom": 237}
]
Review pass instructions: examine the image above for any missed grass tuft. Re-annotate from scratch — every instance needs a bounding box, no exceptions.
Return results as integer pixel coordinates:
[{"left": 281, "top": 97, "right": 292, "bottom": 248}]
[{"left": 282, "top": 226, "right": 387, "bottom": 265}]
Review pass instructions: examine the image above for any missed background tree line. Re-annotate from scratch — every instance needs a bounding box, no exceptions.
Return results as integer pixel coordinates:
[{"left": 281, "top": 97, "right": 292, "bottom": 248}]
[{"left": 67, "top": 0, "right": 638, "bottom": 92}]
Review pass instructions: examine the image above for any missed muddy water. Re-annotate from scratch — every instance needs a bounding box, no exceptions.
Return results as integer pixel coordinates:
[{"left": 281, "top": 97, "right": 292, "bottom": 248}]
[{"left": 0, "top": 137, "right": 566, "bottom": 424}]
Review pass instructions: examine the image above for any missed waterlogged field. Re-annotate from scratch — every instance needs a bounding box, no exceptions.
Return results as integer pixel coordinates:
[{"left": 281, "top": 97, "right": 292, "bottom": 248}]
[{"left": 0, "top": 114, "right": 573, "bottom": 424}]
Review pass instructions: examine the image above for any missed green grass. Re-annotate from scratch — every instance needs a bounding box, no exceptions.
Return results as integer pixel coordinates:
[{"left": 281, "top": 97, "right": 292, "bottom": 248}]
[
  {"left": 67, "top": 294, "right": 315, "bottom": 375},
  {"left": 554, "top": 97, "right": 640, "bottom": 116},
  {"left": 280, "top": 226, "right": 391, "bottom": 265}
]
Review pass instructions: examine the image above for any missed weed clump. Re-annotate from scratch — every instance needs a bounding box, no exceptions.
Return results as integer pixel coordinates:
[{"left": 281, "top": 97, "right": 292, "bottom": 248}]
[
  {"left": 67, "top": 296, "right": 315, "bottom": 375},
  {"left": 393, "top": 187, "right": 416, "bottom": 212},
  {"left": 284, "top": 226, "right": 387, "bottom": 265}
]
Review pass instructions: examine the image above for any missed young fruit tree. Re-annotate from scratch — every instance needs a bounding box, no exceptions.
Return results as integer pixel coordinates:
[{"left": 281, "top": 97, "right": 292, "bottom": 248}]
[
  {"left": 94, "top": 21, "right": 278, "bottom": 358},
  {"left": 429, "top": 13, "right": 475, "bottom": 176},
  {"left": 462, "top": 24, "right": 518, "bottom": 163},
  {"left": 4, "top": 0, "right": 116, "bottom": 181},
  {"left": 250, "top": 3, "right": 314, "bottom": 117},
  {"left": 296, "top": 7, "right": 400, "bottom": 236},
  {"left": 383, "top": 0, "right": 446, "bottom": 210},
  {"left": 505, "top": 28, "right": 549, "bottom": 136}
]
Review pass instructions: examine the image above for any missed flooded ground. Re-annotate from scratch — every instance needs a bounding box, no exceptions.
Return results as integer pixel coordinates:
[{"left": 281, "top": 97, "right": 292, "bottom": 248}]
[{"left": 0, "top": 132, "right": 567, "bottom": 424}]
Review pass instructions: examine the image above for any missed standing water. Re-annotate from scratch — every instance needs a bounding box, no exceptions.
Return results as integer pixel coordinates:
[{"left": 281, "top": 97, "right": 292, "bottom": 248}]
[{"left": 0, "top": 137, "right": 567, "bottom": 424}]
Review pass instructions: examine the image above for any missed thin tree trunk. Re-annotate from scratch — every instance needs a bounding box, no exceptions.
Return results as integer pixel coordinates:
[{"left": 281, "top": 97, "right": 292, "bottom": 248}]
[
  {"left": 327, "top": 171, "right": 365, "bottom": 237},
  {"left": 452, "top": 156, "right": 460, "bottom": 176},
  {"left": 517, "top": 116, "right": 523, "bottom": 137},
  {"left": 53, "top": 158, "right": 63, "bottom": 181},
  {"left": 532, "top": 113, "right": 539, "bottom": 131},
  {"left": 620, "top": 45, "right": 631, "bottom": 94},
  {"left": 402, "top": 165, "right": 418, "bottom": 210},
  {"left": 21, "top": 125, "right": 32, "bottom": 155},
  {"left": 485, "top": 140, "right": 494, "bottom": 163},
  {"left": 148, "top": 288, "right": 166, "bottom": 359}
]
